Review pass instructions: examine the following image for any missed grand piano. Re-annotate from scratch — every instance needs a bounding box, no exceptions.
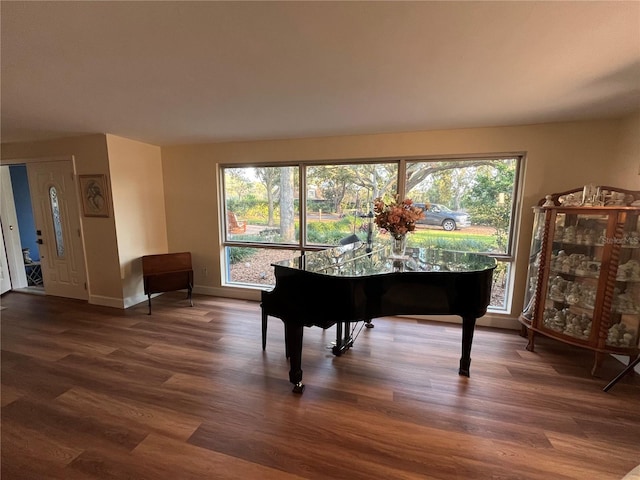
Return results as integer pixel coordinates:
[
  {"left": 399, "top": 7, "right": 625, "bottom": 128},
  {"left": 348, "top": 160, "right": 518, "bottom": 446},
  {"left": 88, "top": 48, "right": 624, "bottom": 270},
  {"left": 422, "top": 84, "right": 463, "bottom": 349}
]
[{"left": 261, "top": 242, "right": 496, "bottom": 393}]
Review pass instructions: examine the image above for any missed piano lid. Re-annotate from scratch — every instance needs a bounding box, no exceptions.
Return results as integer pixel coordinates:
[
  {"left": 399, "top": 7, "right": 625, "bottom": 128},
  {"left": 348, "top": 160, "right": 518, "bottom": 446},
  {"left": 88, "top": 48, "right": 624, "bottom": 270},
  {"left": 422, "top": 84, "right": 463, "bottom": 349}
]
[{"left": 272, "top": 242, "right": 496, "bottom": 278}]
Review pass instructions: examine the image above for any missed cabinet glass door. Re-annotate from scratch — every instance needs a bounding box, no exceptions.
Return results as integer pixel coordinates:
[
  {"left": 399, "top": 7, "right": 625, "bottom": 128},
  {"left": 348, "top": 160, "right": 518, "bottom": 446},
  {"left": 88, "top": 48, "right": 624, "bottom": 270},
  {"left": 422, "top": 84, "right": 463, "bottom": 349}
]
[
  {"left": 541, "top": 212, "right": 608, "bottom": 342},
  {"left": 606, "top": 211, "right": 640, "bottom": 350},
  {"left": 521, "top": 208, "right": 545, "bottom": 321}
]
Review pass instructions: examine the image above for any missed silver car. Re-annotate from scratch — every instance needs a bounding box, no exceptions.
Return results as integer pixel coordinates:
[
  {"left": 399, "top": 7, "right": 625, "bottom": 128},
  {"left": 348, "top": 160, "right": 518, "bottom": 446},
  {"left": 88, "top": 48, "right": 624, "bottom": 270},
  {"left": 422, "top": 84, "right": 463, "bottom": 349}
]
[{"left": 415, "top": 203, "right": 470, "bottom": 231}]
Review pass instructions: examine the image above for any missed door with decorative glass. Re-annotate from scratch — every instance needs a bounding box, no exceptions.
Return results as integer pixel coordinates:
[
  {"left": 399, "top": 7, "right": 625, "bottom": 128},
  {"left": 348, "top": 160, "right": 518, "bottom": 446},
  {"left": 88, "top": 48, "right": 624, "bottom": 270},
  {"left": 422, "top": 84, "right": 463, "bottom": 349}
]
[{"left": 26, "top": 160, "right": 87, "bottom": 300}]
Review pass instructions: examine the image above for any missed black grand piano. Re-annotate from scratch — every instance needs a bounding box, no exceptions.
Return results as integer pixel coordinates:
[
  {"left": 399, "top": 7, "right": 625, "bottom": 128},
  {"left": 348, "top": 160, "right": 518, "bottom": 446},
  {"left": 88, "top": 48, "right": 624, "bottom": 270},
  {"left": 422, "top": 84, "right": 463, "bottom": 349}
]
[{"left": 261, "top": 242, "right": 496, "bottom": 393}]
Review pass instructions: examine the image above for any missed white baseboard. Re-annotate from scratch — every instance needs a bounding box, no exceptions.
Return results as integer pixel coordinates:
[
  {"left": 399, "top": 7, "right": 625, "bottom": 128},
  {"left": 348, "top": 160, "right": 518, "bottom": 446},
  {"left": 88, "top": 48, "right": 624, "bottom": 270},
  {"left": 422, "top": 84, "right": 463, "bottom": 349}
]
[
  {"left": 89, "top": 294, "right": 125, "bottom": 309},
  {"left": 613, "top": 354, "right": 640, "bottom": 373},
  {"left": 90, "top": 293, "right": 157, "bottom": 309},
  {"left": 402, "top": 313, "right": 520, "bottom": 330},
  {"left": 193, "top": 285, "right": 262, "bottom": 302},
  {"left": 122, "top": 291, "right": 189, "bottom": 310},
  {"left": 123, "top": 292, "right": 150, "bottom": 309}
]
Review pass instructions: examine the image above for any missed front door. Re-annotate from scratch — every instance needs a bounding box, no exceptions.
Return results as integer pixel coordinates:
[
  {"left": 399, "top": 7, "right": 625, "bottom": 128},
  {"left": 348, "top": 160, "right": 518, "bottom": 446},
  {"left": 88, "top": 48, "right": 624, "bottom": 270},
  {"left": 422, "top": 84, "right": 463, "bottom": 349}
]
[{"left": 27, "top": 161, "right": 87, "bottom": 300}]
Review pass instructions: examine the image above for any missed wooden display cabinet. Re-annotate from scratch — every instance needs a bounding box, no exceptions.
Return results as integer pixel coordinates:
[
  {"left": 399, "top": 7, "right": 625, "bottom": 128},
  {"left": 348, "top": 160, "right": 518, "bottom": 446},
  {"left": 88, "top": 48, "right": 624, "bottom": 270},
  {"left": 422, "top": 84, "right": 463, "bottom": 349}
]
[{"left": 520, "top": 186, "right": 640, "bottom": 375}]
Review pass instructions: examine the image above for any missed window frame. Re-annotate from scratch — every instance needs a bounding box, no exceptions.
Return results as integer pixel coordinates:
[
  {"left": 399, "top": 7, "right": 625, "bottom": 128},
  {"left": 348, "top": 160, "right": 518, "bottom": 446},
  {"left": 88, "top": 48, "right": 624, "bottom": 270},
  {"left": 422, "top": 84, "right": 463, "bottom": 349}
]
[{"left": 219, "top": 153, "right": 525, "bottom": 311}]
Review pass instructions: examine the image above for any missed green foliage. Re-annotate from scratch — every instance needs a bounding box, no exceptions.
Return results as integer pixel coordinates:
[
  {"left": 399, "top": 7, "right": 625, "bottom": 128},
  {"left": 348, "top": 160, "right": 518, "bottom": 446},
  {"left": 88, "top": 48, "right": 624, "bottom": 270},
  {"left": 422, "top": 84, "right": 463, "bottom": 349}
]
[
  {"left": 460, "top": 160, "right": 516, "bottom": 252},
  {"left": 471, "top": 203, "right": 511, "bottom": 251},
  {"left": 226, "top": 198, "right": 244, "bottom": 214},
  {"left": 306, "top": 217, "right": 354, "bottom": 244},
  {"left": 307, "top": 200, "right": 335, "bottom": 213},
  {"left": 463, "top": 161, "right": 515, "bottom": 219},
  {"left": 424, "top": 170, "right": 454, "bottom": 207},
  {"left": 245, "top": 202, "right": 270, "bottom": 223},
  {"left": 228, "top": 246, "right": 257, "bottom": 264},
  {"left": 227, "top": 196, "right": 263, "bottom": 216}
]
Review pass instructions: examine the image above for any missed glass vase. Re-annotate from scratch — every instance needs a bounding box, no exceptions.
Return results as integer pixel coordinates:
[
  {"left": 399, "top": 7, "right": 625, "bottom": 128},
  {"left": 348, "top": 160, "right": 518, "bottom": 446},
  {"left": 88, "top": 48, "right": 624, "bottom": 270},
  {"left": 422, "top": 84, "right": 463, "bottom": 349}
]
[{"left": 390, "top": 233, "right": 407, "bottom": 258}]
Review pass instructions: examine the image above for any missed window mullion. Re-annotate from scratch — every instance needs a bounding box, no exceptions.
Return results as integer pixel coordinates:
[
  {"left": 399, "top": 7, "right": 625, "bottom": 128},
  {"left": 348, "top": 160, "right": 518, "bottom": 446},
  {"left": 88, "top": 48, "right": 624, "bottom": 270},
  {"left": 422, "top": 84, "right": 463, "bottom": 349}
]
[
  {"left": 299, "top": 164, "right": 307, "bottom": 249},
  {"left": 397, "top": 158, "right": 407, "bottom": 199}
]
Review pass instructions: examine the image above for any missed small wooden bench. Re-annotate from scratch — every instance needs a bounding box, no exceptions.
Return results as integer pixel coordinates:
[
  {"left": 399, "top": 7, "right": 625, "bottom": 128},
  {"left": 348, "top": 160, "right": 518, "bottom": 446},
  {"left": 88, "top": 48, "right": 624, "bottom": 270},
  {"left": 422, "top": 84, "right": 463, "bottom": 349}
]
[{"left": 142, "top": 252, "right": 194, "bottom": 315}]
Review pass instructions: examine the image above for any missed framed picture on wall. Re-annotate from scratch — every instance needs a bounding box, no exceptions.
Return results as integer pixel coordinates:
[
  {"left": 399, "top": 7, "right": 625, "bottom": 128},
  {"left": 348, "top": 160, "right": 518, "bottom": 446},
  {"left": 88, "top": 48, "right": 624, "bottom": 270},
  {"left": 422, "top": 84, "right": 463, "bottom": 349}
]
[{"left": 79, "top": 174, "right": 110, "bottom": 217}]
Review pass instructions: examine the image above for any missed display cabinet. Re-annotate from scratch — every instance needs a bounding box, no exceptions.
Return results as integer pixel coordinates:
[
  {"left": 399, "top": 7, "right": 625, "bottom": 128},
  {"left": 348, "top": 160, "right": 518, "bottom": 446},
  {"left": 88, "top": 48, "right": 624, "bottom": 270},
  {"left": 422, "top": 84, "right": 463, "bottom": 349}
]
[{"left": 519, "top": 186, "right": 640, "bottom": 375}]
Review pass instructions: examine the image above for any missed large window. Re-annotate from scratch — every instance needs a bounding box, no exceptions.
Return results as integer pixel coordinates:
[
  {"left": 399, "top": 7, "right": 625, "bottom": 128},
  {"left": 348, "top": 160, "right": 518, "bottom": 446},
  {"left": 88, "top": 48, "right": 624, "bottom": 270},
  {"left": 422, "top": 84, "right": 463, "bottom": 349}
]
[{"left": 221, "top": 155, "right": 522, "bottom": 310}]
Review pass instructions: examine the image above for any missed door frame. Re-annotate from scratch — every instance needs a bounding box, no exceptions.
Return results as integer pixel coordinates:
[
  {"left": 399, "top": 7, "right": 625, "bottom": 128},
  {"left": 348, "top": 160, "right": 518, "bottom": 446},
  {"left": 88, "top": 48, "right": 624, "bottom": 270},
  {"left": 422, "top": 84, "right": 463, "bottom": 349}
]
[
  {"left": 0, "top": 156, "right": 88, "bottom": 297},
  {"left": 0, "top": 166, "right": 28, "bottom": 289},
  {"left": 0, "top": 216, "right": 14, "bottom": 294}
]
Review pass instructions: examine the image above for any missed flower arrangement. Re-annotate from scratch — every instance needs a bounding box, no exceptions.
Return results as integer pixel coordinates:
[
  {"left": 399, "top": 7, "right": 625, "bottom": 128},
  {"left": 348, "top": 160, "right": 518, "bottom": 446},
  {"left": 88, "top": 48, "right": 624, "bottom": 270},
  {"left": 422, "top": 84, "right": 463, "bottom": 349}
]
[{"left": 373, "top": 196, "right": 425, "bottom": 237}]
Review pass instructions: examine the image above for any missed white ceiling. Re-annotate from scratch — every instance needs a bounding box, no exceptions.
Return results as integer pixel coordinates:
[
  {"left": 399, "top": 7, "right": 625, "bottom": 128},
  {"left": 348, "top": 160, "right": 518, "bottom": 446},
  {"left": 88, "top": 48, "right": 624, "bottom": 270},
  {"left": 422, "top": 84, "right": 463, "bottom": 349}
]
[{"left": 2, "top": 1, "right": 639, "bottom": 147}]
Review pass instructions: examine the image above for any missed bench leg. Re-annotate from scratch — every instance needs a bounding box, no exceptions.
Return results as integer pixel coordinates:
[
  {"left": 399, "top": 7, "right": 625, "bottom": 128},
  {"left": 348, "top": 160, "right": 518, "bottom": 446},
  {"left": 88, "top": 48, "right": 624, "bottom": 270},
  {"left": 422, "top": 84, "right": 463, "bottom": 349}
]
[{"left": 147, "top": 294, "right": 152, "bottom": 315}]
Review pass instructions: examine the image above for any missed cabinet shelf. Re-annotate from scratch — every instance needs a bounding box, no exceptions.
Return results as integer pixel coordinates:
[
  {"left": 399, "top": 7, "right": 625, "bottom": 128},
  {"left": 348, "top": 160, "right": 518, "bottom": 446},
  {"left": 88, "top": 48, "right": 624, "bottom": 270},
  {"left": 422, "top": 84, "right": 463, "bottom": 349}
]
[
  {"left": 553, "top": 241, "right": 605, "bottom": 248},
  {"left": 550, "top": 268, "right": 600, "bottom": 279},
  {"left": 519, "top": 186, "right": 640, "bottom": 377}
]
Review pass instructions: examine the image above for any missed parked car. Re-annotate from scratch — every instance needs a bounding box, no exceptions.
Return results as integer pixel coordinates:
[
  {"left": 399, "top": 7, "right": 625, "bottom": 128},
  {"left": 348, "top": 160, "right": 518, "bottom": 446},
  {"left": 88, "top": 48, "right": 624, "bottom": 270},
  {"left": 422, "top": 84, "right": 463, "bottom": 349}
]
[{"left": 415, "top": 203, "right": 470, "bottom": 231}]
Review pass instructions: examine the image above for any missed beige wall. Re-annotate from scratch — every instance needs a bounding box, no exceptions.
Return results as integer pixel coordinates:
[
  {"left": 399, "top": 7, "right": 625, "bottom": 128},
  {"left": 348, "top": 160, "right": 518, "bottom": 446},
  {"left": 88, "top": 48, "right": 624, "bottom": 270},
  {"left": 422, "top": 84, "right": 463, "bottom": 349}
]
[
  {"left": 106, "top": 134, "right": 167, "bottom": 307},
  {"left": 160, "top": 145, "right": 219, "bottom": 288},
  {"left": 162, "top": 116, "right": 640, "bottom": 326},
  {"left": 614, "top": 111, "right": 640, "bottom": 188},
  {"left": 0, "top": 134, "right": 123, "bottom": 304}
]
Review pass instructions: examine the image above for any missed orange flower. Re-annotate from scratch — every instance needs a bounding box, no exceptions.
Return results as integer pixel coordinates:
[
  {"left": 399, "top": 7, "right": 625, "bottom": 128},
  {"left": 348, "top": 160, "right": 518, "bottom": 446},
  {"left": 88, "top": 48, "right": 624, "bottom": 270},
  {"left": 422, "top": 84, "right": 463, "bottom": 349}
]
[{"left": 373, "top": 196, "right": 425, "bottom": 236}]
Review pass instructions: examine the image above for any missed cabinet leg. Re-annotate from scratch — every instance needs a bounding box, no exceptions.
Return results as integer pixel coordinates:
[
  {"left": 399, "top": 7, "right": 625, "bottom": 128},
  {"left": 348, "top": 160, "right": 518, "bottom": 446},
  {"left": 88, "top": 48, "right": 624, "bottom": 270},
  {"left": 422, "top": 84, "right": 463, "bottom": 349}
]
[
  {"left": 519, "top": 325, "right": 528, "bottom": 338},
  {"left": 591, "top": 352, "right": 606, "bottom": 377},
  {"left": 525, "top": 328, "right": 535, "bottom": 352}
]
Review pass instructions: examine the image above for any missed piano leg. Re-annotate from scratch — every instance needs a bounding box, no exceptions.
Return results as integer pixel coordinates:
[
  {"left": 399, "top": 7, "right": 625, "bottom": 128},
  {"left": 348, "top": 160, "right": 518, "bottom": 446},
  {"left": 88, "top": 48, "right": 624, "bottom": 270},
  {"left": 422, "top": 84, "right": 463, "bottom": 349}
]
[
  {"left": 285, "top": 321, "right": 305, "bottom": 393},
  {"left": 332, "top": 321, "right": 354, "bottom": 356},
  {"left": 459, "top": 316, "right": 476, "bottom": 377},
  {"left": 261, "top": 310, "right": 268, "bottom": 350},
  {"left": 333, "top": 320, "right": 343, "bottom": 355}
]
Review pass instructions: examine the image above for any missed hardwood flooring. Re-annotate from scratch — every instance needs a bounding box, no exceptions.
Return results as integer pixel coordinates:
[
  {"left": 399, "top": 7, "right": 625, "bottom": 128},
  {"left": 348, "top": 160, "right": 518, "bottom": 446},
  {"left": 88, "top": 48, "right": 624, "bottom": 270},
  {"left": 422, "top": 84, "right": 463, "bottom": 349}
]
[{"left": 1, "top": 291, "right": 639, "bottom": 480}]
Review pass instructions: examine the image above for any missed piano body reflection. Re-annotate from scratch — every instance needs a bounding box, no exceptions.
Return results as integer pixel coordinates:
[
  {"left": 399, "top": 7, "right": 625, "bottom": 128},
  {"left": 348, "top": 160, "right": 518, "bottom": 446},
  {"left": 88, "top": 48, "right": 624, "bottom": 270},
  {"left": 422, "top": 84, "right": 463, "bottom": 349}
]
[{"left": 261, "top": 242, "right": 496, "bottom": 393}]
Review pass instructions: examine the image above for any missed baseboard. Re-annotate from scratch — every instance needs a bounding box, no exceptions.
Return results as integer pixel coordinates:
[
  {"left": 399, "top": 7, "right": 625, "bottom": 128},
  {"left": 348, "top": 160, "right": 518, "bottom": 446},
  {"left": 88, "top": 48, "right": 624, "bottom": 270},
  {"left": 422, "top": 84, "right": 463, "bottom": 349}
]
[
  {"left": 403, "top": 313, "right": 520, "bottom": 330},
  {"left": 89, "top": 294, "right": 125, "bottom": 309},
  {"left": 117, "top": 286, "right": 246, "bottom": 310},
  {"left": 193, "top": 285, "right": 262, "bottom": 302},
  {"left": 123, "top": 292, "right": 150, "bottom": 309},
  {"left": 90, "top": 293, "right": 157, "bottom": 310},
  {"left": 613, "top": 354, "right": 640, "bottom": 373},
  {"left": 477, "top": 312, "right": 521, "bottom": 330}
]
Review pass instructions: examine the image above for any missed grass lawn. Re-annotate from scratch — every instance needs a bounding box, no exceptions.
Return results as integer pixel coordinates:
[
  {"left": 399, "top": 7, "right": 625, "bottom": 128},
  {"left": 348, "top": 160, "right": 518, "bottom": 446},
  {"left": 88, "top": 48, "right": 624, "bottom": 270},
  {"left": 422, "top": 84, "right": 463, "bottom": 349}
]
[{"left": 409, "top": 226, "right": 499, "bottom": 253}]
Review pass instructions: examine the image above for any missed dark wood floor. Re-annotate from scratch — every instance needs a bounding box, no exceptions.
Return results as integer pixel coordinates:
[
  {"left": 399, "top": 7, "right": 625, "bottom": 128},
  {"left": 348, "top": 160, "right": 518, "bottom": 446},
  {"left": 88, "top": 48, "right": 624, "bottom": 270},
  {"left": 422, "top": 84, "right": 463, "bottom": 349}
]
[{"left": 1, "top": 291, "right": 639, "bottom": 480}]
